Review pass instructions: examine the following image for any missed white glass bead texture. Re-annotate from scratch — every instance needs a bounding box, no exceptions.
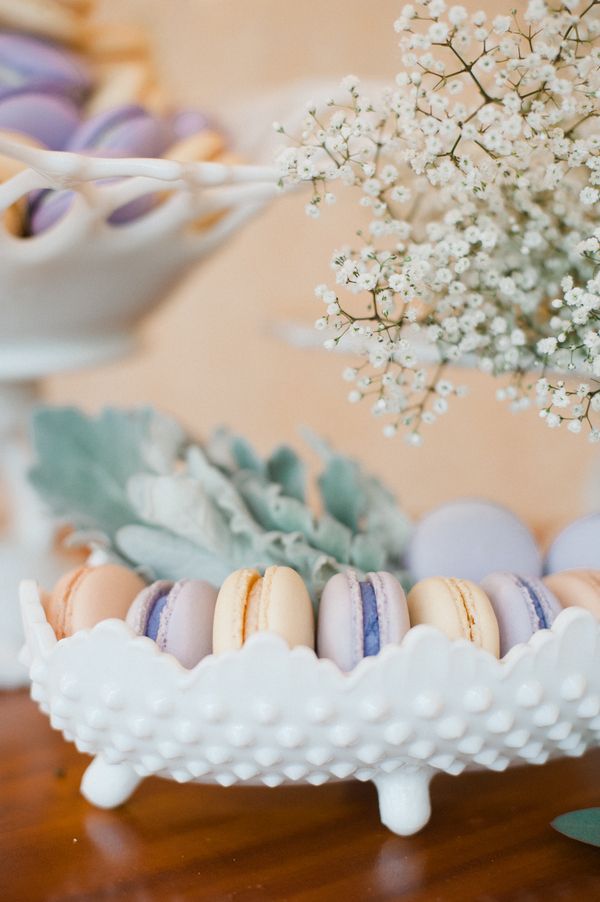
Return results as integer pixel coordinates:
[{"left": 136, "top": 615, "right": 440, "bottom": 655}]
[{"left": 20, "top": 581, "right": 600, "bottom": 836}]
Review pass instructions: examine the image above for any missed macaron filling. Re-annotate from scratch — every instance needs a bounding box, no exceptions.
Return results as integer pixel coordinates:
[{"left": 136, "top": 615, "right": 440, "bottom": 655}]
[
  {"left": 359, "top": 581, "right": 380, "bottom": 657},
  {"left": 517, "top": 576, "right": 552, "bottom": 630},
  {"left": 446, "top": 578, "right": 479, "bottom": 645},
  {"left": 145, "top": 593, "right": 169, "bottom": 642}
]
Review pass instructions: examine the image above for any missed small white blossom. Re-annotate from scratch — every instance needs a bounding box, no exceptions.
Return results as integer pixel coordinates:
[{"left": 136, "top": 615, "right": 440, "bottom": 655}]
[
  {"left": 279, "top": 0, "right": 600, "bottom": 443},
  {"left": 581, "top": 187, "right": 599, "bottom": 206},
  {"left": 492, "top": 15, "right": 512, "bottom": 34}
]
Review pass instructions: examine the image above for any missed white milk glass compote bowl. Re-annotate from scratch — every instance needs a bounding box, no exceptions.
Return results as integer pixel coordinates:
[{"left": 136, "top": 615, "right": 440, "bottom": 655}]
[{"left": 0, "top": 134, "right": 278, "bottom": 685}]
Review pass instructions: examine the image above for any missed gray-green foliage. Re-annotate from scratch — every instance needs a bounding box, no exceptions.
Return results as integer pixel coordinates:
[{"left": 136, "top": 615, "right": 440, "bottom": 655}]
[{"left": 30, "top": 408, "right": 412, "bottom": 603}]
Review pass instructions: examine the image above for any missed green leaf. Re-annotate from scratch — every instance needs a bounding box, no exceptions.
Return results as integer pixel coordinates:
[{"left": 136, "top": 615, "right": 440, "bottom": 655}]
[
  {"left": 117, "top": 525, "right": 231, "bottom": 586},
  {"left": 29, "top": 406, "right": 185, "bottom": 539},
  {"left": 307, "top": 429, "right": 411, "bottom": 558},
  {"left": 127, "top": 472, "right": 232, "bottom": 556},
  {"left": 230, "top": 436, "right": 265, "bottom": 474},
  {"left": 318, "top": 457, "right": 365, "bottom": 531},
  {"left": 234, "top": 471, "right": 353, "bottom": 563},
  {"left": 360, "top": 474, "right": 412, "bottom": 563},
  {"left": 350, "top": 533, "right": 386, "bottom": 572},
  {"left": 551, "top": 809, "right": 600, "bottom": 847},
  {"left": 267, "top": 445, "right": 306, "bottom": 502}
]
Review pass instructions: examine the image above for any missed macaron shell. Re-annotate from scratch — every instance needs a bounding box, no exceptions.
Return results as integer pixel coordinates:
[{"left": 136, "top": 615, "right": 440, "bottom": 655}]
[
  {"left": 544, "top": 570, "right": 600, "bottom": 619},
  {"left": 160, "top": 579, "right": 218, "bottom": 669},
  {"left": 0, "top": 0, "right": 86, "bottom": 46},
  {"left": 545, "top": 514, "right": 600, "bottom": 574},
  {"left": 317, "top": 571, "right": 363, "bottom": 671},
  {"left": 0, "top": 90, "right": 80, "bottom": 148},
  {"left": 164, "top": 130, "right": 225, "bottom": 163},
  {"left": 408, "top": 577, "right": 500, "bottom": 657},
  {"left": 212, "top": 568, "right": 260, "bottom": 653},
  {"left": 126, "top": 579, "right": 173, "bottom": 635},
  {"left": 408, "top": 499, "right": 542, "bottom": 583},
  {"left": 66, "top": 564, "right": 146, "bottom": 635},
  {"left": 481, "top": 572, "right": 561, "bottom": 657},
  {"left": 85, "top": 61, "right": 157, "bottom": 116},
  {"left": 0, "top": 32, "right": 91, "bottom": 96},
  {"left": 167, "top": 108, "right": 212, "bottom": 140},
  {"left": 368, "top": 571, "right": 410, "bottom": 647},
  {"left": 45, "top": 564, "right": 89, "bottom": 639},
  {"left": 81, "top": 22, "right": 150, "bottom": 62},
  {"left": 257, "top": 566, "right": 314, "bottom": 649},
  {"left": 66, "top": 103, "right": 170, "bottom": 157}
]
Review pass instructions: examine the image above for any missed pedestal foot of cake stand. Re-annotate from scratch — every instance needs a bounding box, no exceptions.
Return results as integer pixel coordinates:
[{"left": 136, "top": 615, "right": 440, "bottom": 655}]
[
  {"left": 373, "top": 767, "right": 433, "bottom": 836},
  {"left": 81, "top": 756, "right": 143, "bottom": 809}
]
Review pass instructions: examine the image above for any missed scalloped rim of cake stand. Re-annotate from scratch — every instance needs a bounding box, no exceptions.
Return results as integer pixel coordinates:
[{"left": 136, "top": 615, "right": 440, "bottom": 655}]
[{"left": 19, "top": 580, "right": 600, "bottom": 835}]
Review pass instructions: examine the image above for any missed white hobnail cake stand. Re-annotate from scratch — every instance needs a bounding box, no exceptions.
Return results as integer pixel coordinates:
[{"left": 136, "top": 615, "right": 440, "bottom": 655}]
[
  {"left": 0, "top": 137, "right": 278, "bottom": 686},
  {"left": 19, "top": 580, "right": 600, "bottom": 835}
]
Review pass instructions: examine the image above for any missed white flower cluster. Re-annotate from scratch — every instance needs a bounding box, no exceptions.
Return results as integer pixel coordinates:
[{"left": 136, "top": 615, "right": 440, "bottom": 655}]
[{"left": 276, "top": 0, "right": 600, "bottom": 443}]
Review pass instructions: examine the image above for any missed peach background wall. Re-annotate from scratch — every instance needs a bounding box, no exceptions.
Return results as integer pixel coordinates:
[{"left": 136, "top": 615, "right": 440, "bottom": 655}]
[{"left": 45, "top": 0, "right": 599, "bottom": 538}]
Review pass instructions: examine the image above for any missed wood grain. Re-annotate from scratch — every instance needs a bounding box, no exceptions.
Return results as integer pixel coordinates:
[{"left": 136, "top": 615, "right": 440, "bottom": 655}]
[{"left": 1, "top": 689, "right": 598, "bottom": 901}]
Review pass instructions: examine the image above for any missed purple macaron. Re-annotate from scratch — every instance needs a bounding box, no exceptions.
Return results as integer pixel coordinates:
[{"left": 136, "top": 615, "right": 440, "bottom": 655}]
[
  {"left": 167, "top": 108, "right": 212, "bottom": 141},
  {"left": 127, "top": 579, "right": 218, "bottom": 669},
  {"left": 66, "top": 103, "right": 171, "bottom": 156},
  {"left": 0, "top": 32, "right": 91, "bottom": 100},
  {"left": 544, "top": 513, "right": 600, "bottom": 574},
  {"left": 29, "top": 104, "right": 172, "bottom": 233},
  {"left": 481, "top": 571, "right": 562, "bottom": 657},
  {"left": 0, "top": 87, "right": 80, "bottom": 148},
  {"left": 317, "top": 570, "right": 410, "bottom": 671},
  {"left": 407, "top": 499, "right": 543, "bottom": 584}
]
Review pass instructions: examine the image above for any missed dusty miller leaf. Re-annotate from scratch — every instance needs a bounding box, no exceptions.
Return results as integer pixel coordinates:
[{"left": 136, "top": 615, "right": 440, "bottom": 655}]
[{"left": 30, "top": 406, "right": 185, "bottom": 539}]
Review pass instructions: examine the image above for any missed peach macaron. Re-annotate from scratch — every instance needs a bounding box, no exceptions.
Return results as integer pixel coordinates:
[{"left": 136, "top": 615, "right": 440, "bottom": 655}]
[
  {"left": 212, "top": 566, "right": 314, "bottom": 653},
  {"left": 45, "top": 563, "right": 146, "bottom": 639},
  {"left": 407, "top": 576, "right": 500, "bottom": 657},
  {"left": 543, "top": 570, "right": 600, "bottom": 620}
]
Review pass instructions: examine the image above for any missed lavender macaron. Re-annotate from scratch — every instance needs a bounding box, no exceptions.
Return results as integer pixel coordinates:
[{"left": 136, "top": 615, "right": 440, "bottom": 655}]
[
  {"left": 65, "top": 102, "right": 170, "bottom": 156},
  {"left": 167, "top": 108, "right": 212, "bottom": 141},
  {"left": 29, "top": 103, "right": 171, "bottom": 233},
  {"left": 544, "top": 513, "right": 600, "bottom": 574},
  {"left": 317, "top": 570, "right": 410, "bottom": 671},
  {"left": 0, "top": 32, "right": 91, "bottom": 100},
  {"left": 408, "top": 499, "right": 542, "bottom": 584},
  {"left": 0, "top": 86, "right": 80, "bottom": 148},
  {"left": 481, "top": 572, "right": 562, "bottom": 657},
  {"left": 127, "top": 579, "right": 218, "bottom": 669}
]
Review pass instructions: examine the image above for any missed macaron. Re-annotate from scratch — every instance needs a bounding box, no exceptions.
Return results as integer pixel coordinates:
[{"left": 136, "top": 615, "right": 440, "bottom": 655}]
[
  {"left": 545, "top": 513, "right": 600, "bottom": 574},
  {"left": 481, "top": 572, "right": 562, "bottom": 656},
  {"left": 407, "top": 576, "right": 500, "bottom": 657},
  {"left": 317, "top": 570, "right": 410, "bottom": 671},
  {"left": 29, "top": 103, "right": 170, "bottom": 232},
  {"left": 85, "top": 60, "right": 162, "bottom": 116},
  {"left": 66, "top": 102, "right": 170, "bottom": 155},
  {"left": 167, "top": 108, "right": 212, "bottom": 141},
  {"left": 81, "top": 22, "right": 150, "bottom": 63},
  {"left": 0, "top": 32, "right": 91, "bottom": 99},
  {"left": 0, "top": 87, "right": 80, "bottom": 148},
  {"left": 543, "top": 570, "right": 600, "bottom": 620},
  {"left": 163, "top": 130, "right": 226, "bottom": 164},
  {"left": 0, "top": 0, "right": 88, "bottom": 46},
  {"left": 45, "top": 563, "right": 146, "bottom": 639},
  {"left": 212, "top": 566, "right": 314, "bottom": 654},
  {"left": 408, "top": 499, "right": 542, "bottom": 584},
  {"left": 126, "top": 579, "right": 218, "bottom": 669}
]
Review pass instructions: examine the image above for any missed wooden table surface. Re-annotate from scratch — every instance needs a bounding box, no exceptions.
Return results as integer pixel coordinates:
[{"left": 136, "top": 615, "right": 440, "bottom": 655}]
[{"left": 1, "top": 689, "right": 598, "bottom": 902}]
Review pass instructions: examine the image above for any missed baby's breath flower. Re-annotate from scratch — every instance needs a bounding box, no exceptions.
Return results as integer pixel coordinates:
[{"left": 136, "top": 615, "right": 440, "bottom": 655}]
[{"left": 279, "top": 0, "right": 600, "bottom": 443}]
